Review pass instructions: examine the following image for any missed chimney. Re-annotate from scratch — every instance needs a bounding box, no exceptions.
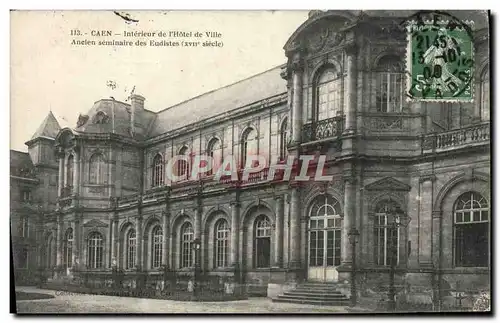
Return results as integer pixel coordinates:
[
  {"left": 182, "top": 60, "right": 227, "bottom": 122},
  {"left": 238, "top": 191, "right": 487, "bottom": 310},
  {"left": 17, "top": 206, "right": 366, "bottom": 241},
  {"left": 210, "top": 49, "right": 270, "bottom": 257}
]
[{"left": 129, "top": 94, "right": 145, "bottom": 137}]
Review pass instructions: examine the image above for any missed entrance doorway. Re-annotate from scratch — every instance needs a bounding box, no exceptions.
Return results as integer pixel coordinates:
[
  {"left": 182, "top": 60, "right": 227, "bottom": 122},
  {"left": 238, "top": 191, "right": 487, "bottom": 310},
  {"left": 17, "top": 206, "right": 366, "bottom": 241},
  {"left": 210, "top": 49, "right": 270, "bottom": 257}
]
[{"left": 307, "top": 194, "right": 342, "bottom": 282}]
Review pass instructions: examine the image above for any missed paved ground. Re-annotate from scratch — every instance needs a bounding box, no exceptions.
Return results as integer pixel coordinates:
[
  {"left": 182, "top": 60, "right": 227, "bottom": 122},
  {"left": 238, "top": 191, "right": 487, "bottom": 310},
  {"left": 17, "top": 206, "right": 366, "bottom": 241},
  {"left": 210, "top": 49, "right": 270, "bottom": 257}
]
[{"left": 15, "top": 286, "right": 347, "bottom": 314}]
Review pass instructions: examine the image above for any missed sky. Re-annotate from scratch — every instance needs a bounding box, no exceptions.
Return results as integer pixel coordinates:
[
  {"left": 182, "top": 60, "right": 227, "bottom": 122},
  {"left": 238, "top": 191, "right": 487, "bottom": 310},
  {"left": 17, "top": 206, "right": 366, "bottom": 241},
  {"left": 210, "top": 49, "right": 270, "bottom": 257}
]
[{"left": 10, "top": 10, "right": 309, "bottom": 152}]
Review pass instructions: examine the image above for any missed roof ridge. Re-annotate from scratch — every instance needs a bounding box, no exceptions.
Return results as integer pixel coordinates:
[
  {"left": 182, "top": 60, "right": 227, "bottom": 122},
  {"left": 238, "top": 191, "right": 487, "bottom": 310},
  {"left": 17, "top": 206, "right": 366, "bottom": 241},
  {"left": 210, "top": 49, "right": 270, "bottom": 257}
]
[{"left": 155, "top": 63, "right": 286, "bottom": 115}]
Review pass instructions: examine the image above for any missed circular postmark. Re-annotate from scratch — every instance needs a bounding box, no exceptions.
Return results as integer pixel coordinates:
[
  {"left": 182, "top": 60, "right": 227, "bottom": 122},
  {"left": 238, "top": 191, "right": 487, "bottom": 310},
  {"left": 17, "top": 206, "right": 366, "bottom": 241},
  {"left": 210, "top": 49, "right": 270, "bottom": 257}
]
[{"left": 401, "top": 11, "right": 475, "bottom": 101}]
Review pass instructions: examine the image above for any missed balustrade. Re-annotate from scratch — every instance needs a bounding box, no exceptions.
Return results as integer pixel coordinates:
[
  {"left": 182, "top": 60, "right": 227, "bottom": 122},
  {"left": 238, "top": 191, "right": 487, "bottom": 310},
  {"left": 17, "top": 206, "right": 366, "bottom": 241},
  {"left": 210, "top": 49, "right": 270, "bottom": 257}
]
[{"left": 423, "top": 122, "right": 490, "bottom": 152}]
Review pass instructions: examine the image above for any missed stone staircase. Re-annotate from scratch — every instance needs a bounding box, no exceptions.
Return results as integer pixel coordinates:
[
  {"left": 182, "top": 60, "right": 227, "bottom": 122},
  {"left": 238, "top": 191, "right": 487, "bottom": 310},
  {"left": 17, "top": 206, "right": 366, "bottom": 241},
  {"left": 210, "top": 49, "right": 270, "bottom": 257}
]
[{"left": 272, "top": 282, "right": 350, "bottom": 306}]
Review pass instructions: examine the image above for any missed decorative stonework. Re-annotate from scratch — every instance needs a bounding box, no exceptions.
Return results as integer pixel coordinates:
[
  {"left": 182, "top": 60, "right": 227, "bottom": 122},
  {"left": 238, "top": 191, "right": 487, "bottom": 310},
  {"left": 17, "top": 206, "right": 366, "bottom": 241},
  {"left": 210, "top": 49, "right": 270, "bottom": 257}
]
[
  {"left": 83, "top": 219, "right": 109, "bottom": 228},
  {"left": 76, "top": 114, "right": 89, "bottom": 128},
  {"left": 364, "top": 177, "right": 411, "bottom": 191}
]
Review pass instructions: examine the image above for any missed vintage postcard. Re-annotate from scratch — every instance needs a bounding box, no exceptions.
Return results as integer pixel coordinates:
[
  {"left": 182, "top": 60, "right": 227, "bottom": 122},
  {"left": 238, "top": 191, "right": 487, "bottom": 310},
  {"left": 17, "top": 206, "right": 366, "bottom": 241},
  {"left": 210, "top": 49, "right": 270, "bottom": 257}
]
[{"left": 10, "top": 10, "right": 491, "bottom": 314}]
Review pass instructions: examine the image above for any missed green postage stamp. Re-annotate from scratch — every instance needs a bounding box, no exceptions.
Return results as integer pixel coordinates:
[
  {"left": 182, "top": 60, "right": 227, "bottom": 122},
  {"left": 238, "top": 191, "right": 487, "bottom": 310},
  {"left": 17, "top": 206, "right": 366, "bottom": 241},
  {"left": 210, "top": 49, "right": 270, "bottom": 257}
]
[{"left": 405, "top": 12, "right": 475, "bottom": 102}]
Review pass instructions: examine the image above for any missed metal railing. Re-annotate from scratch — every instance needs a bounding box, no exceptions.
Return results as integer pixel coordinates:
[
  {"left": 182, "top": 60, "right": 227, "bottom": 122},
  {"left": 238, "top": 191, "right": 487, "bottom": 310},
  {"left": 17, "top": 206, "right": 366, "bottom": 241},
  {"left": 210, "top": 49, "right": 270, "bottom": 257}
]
[{"left": 302, "top": 116, "right": 345, "bottom": 142}]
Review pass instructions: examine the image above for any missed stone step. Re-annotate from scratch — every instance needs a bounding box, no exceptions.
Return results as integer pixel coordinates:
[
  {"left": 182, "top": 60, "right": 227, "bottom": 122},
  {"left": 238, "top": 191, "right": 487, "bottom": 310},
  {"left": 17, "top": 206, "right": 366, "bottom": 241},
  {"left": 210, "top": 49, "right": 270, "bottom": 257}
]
[
  {"left": 284, "top": 291, "right": 346, "bottom": 298},
  {"left": 281, "top": 293, "right": 349, "bottom": 301},
  {"left": 292, "top": 287, "right": 344, "bottom": 294},
  {"left": 272, "top": 296, "right": 350, "bottom": 306}
]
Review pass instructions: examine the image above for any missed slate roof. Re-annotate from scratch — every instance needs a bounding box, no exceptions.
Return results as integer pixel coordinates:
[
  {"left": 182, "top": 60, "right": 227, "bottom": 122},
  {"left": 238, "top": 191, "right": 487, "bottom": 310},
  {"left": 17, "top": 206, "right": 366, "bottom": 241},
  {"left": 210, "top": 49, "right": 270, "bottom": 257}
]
[
  {"left": 30, "top": 111, "right": 61, "bottom": 140},
  {"left": 10, "top": 150, "right": 33, "bottom": 169},
  {"left": 148, "top": 65, "right": 287, "bottom": 137},
  {"left": 74, "top": 99, "right": 157, "bottom": 140}
]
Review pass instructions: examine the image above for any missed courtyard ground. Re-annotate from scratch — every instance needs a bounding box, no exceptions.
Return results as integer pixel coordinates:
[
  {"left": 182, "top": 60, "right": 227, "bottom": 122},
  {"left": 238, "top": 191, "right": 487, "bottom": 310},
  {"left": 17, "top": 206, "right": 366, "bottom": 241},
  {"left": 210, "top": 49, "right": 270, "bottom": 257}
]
[{"left": 15, "top": 286, "right": 348, "bottom": 314}]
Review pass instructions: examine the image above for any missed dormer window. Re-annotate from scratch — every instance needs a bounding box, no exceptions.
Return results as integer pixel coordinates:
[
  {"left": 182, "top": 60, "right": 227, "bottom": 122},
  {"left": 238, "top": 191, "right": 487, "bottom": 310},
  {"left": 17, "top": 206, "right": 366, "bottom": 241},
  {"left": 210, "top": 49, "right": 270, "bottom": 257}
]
[{"left": 93, "top": 111, "right": 110, "bottom": 124}]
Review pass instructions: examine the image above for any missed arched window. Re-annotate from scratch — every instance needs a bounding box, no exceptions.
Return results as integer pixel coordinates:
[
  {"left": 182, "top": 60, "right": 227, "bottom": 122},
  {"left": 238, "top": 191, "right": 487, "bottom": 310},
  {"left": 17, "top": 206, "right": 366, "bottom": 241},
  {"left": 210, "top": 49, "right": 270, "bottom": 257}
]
[
  {"left": 152, "top": 154, "right": 164, "bottom": 187},
  {"left": 308, "top": 195, "right": 342, "bottom": 268},
  {"left": 279, "top": 118, "right": 288, "bottom": 160},
  {"left": 315, "top": 68, "right": 342, "bottom": 121},
  {"left": 254, "top": 215, "right": 271, "bottom": 268},
  {"left": 66, "top": 155, "right": 74, "bottom": 188},
  {"left": 180, "top": 223, "right": 194, "bottom": 268},
  {"left": 214, "top": 219, "right": 230, "bottom": 268},
  {"left": 177, "top": 146, "right": 190, "bottom": 179},
  {"left": 480, "top": 66, "right": 490, "bottom": 121},
  {"left": 64, "top": 228, "right": 73, "bottom": 269},
  {"left": 374, "top": 200, "right": 401, "bottom": 266},
  {"left": 376, "top": 56, "right": 404, "bottom": 113},
  {"left": 89, "top": 153, "right": 105, "bottom": 184},
  {"left": 126, "top": 229, "right": 136, "bottom": 269},
  {"left": 454, "top": 192, "right": 489, "bottom": 267},
  {"left": 87, "top": 232, "right": 103, "bottom": 269},
  {"left": 151, "top": 226, "right": 163, "bottom": 268},
  {"left": 241, "top": 128, "right": 256, "bottom": 168},
  {"left": 207, "top": 138, "right": 221, "bottom": 176}
]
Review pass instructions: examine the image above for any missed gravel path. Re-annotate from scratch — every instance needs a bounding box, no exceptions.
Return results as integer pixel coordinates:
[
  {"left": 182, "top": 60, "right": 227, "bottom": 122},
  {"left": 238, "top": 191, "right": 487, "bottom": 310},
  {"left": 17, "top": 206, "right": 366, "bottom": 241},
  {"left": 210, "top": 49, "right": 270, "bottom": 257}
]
[{"left": 15, "top": 286, "right": 347, "bottom": 314}]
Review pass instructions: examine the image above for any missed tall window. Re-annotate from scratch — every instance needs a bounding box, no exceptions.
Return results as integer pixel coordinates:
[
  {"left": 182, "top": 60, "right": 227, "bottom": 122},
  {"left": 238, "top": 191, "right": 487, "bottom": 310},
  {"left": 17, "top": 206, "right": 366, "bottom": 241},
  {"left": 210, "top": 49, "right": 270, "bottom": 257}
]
[
  {"left": 480, "top": 66, "right": 490, "bottom": 121},
  {"left": 89, "top": 153, "right": 105, "bottom": 184},
  {"left": 374, "top": 200, "right": 401, "bottom": 266},
  {"left": 315, "top": 68, "right": 342, "bottom": 121},
  {"left": 151, "top": 225, "right": 163, "bottom": 268},
  {"left": 87, "top": 232, "right": 103, "bottom": 269},
  {"left": 207, "top": 138, "right": 221, "bottom": 175},
  {"left": 20, "top": 217, "right": 29, "bottom": 238},
  {"left": 152, "top": 154, "right": 164, "bottom": 187},
  {"left": 215, "top": 219, "right": 229, "bottom": 268},
  {"left": 177, "top": 146, "right": 190, "bottom": 179},
  {"left": 241, "top": 128, "right": 257, "bottom": 168},
  {"left": 376, "top": 56, "right": 404, "bottom": 113},
  {"left": 254, "top": 215, "right": 271, "bottom": 268},
  {"left": 454, "top": 192, "right": 489, "bottom": 267},
  {"left": 67, "top": 155, "right": 74, "bottom": 187},
  {"left": 65, "top": 228, "right": 73, "bottom": 268},
  {"left": 45, "top": 235, "right": 53, "bottom": 268},
  {"left": 308, "top": 195, "right": 342, "bottom": 268},
  {"left": 21, "top": 190, "right": 32, "bottom": 202},
  {"left": 126, "top": 229, "right": 136, "bottom": 269},
  {"left": 279, "top": 118, "right": 288, "bottom": 160},
  {"left": 180, "top": 223, "right": 194, "bottom": 268}
]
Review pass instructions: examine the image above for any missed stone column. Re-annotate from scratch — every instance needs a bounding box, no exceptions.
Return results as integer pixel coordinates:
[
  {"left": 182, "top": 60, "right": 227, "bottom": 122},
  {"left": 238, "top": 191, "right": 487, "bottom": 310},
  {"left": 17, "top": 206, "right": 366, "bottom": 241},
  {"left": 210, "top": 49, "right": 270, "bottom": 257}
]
[
  {"left": 419, "top": 175, "right": 436, "bottom": 267},
  {"left": 58, "top": 152, "right": 64, "bottom": 197},
  {"left": 73, "top": 213, "right": 81, "bottom": 269},
  {"left": 274, "top": 196, "right": 284, "bottom": 267},
  {"left": 342, "top": 176, "right": 356, "bottom": 265},
  {"left": 230, "top": 201, "right": 240, "bottom": 266},
  {"left": 344, "top": 44, "right": 358, "bottom": 134},
  {"left": 290, "top": 53, "right": 304, "bottom": 145},
  {"left": 56, "top": 213, "right": 63, "bottom": 267},
  {"left": 281, "top": 66, "right": 293, "bottom": 144},
  {"left": 135, "top": 214, "right": 143, "bottom": 270},
  {"left": 110, "top": 213, "right": 118, "bottom": 267},
  {"left": 168, "top": 234, "right": 174, "bottom": 269},
  {"left": 162, "top": 210, "right": 169, "bottom": 267},
  {"left": 289, "top": 186, "right": 301, "bottom": 269},
  {"left": 72, "top": 150, "right": 80, "bottom": 195},
  {"left": 194, "top": 200, "right": 202, "bottom": 240}
]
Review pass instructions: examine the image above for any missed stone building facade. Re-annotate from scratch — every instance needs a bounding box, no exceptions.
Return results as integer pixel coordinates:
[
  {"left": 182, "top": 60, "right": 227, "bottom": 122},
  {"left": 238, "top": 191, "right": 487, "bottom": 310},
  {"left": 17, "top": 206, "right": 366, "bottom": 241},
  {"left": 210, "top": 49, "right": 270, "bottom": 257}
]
[{"left": 12, "top": 11, "right": 490, "bottom": 303}]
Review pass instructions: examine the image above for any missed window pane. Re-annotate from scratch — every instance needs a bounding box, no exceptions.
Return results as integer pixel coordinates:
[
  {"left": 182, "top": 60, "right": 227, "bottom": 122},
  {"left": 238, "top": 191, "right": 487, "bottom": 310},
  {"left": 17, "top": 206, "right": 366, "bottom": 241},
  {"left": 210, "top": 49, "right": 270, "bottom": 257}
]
[{"left": 482, "top": 210, "right": 489, "bottom": 222}]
